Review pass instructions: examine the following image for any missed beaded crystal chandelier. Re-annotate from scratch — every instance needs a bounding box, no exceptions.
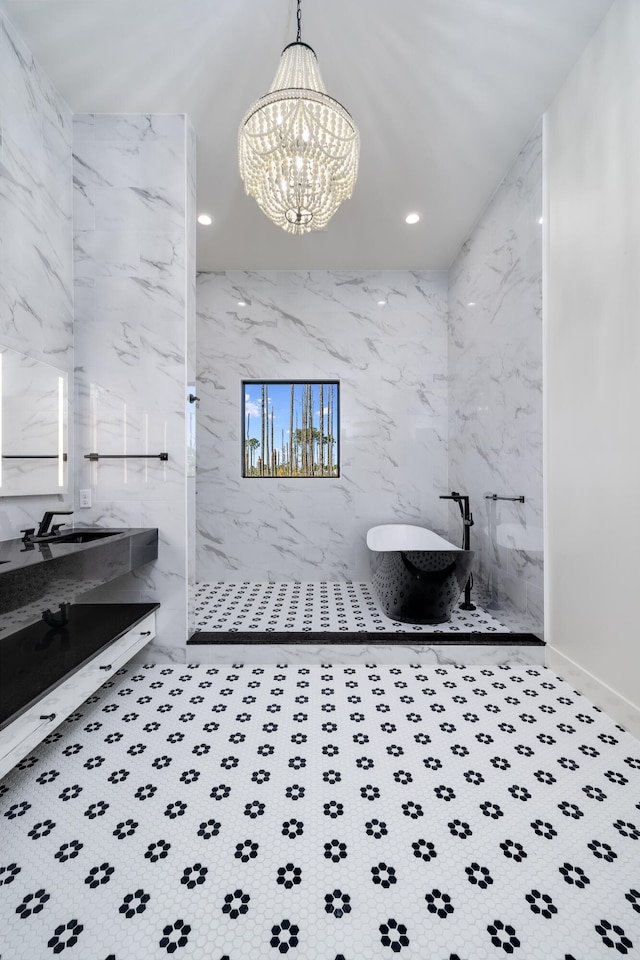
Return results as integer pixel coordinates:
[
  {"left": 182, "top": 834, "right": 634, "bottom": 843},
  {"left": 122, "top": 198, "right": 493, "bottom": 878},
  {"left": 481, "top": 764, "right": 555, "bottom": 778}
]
[{"left": 238, "top": 0, "right": 359, "bottom": 235}]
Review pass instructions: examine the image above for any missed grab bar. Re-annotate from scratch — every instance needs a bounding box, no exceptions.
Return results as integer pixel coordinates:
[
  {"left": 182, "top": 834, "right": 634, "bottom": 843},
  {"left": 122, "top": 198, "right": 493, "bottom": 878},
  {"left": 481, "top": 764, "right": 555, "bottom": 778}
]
[
  {"left": 84, "top": 453, "right": 168, "bottom": 461},
  {"left": 485, "top": 494, "right": 525, "bottom": 503}
]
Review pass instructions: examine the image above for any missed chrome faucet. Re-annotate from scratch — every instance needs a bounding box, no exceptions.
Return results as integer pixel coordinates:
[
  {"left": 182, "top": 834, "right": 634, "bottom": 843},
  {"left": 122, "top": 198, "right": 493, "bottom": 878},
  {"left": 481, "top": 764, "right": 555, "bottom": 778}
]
[{"left": 35, "top": 510, "right": 73, "bottom": 539}]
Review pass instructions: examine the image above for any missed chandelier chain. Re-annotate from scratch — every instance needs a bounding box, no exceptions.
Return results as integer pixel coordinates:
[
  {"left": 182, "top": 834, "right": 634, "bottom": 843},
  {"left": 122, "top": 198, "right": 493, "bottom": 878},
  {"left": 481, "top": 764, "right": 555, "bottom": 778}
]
[{"left": 296, "top": 0, "right": 302, "bottom": 43}]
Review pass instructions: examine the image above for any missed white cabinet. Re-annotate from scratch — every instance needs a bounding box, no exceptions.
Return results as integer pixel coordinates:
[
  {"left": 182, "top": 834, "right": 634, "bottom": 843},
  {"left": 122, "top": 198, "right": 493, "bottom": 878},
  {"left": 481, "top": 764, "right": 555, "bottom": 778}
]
[{"left": 0, "top": 611, "right": 155, "bottom": 780}]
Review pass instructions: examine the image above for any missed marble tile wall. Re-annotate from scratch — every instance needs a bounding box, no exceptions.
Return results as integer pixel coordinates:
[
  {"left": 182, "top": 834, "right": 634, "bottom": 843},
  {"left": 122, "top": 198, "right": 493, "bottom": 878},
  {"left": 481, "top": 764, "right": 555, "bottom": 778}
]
[
  {"left": 191, "top": 642, "right": 545, "bottom": 666},
  {"left": 0, "top": 12, "right": 74, "bottom": 536},
  {"left": 72, "top": 113, "right": 196, "bottom": 661},
  {"left": 448, "top": 122, "right": 543, "bottom": 636},
  {"left": 196, "top": 270, "right": 450, "bottom": 581}
]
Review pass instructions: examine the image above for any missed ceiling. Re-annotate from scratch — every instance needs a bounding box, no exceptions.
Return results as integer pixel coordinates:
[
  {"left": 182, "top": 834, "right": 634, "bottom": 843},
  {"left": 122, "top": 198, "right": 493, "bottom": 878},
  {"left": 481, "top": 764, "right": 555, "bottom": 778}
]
[{"left": 2, "top": 0, "right": 613, "bottom": 271}]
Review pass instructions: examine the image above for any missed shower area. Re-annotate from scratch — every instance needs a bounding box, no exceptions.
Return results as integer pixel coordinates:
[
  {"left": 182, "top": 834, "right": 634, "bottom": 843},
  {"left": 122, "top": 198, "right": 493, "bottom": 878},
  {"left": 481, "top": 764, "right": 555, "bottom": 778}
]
[
  {"left": 189, "top": 125, "right": 543, "bottom": 652},
  {"left": 192, "top": 123, "right": 543, "bottom": 655}
]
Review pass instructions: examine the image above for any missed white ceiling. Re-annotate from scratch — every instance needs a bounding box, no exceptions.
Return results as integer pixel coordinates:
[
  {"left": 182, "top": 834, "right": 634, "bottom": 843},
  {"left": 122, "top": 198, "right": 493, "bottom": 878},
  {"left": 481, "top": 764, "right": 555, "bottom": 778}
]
[{"left": 2, "top": 0, "right": 613, "bottom": 271}]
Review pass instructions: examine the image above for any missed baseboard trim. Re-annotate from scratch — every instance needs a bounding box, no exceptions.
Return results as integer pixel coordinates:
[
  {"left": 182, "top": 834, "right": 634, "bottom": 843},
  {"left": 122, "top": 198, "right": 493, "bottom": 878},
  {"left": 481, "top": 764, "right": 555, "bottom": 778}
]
[{"left": 546, "top": 645, "right": 640, "bottom": 740}]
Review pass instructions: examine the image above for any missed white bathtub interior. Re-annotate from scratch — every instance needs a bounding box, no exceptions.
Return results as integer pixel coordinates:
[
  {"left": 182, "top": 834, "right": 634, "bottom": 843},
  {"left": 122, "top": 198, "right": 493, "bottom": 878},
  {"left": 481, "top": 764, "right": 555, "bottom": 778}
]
[{"left": 366, "top": 524, "right": 461, "bottom": 553}]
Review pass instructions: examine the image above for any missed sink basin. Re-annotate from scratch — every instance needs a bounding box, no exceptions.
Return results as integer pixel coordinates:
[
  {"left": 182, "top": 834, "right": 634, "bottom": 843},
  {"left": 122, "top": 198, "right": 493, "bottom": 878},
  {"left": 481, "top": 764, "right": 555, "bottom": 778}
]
[{"left": 50, "top": 531, "right": 121, "bottom": 544}]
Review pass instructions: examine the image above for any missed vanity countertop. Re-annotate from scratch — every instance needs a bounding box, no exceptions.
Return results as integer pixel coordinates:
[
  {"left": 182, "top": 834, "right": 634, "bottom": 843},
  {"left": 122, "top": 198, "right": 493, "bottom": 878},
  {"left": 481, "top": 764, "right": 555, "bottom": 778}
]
[
  {"left": 0, "top": 527, "right": 157, "bottom": 571},
  {"left": 0, "top": 527, "right": 158, "bottom": 637}
]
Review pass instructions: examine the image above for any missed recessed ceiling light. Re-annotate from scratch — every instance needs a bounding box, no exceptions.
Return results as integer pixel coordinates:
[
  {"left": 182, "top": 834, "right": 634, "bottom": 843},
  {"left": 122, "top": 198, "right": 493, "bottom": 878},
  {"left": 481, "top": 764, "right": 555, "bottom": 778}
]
[
  {"left": 197, "top": 213, "right": 213, "bottom": 226},
  {"left": 377, "top": 299, "right": 387, "bottom": 306},
  {"left": 405, "top": 212, "right": 420, "bottom": 225},
  {"left": 237, "top": 300, "right": 247, "bottom": 307},
  {"left": 467, "top": 301, "right": 476, "bottom": 307}
]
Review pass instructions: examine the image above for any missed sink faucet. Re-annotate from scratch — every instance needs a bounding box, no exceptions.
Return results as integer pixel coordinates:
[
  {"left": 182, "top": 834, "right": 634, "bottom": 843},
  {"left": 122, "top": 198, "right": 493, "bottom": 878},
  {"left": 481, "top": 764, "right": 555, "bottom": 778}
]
[{"left": 36, "top": 510, "right": 74, "bottom": 539}]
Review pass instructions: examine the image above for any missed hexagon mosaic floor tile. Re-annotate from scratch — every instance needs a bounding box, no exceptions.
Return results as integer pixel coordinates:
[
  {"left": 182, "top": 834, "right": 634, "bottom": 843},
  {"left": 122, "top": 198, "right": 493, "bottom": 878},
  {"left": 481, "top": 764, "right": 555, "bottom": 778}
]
[
  {"left": 191, "top": 582, "right": 510, "bottom": 633},
  {"left": 1, "top": 662, "right": 639, "bottom": 959}
]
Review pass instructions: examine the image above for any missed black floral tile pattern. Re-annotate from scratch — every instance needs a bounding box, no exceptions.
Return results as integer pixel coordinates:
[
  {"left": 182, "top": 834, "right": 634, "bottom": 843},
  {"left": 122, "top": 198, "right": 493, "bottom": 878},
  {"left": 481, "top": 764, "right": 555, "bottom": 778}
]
[
  {"left": 1, "top": 662, "right": 639, "bottom": 958},
  {"left": 191, "top": 581, "right": 510, "bottom": 634}
]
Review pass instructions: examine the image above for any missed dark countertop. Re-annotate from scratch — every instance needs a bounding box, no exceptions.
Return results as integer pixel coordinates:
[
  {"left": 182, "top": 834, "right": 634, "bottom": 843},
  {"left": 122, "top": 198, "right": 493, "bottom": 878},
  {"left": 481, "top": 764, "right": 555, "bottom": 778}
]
[
  {"left": 0, "top": 527, "right": 155, "bottom": 571},
  {"left": 0, "top": 527, "right": 158, "bottom": 638},
  {"left": 0, "top": 602, "right": 160, "bottom": 729}
]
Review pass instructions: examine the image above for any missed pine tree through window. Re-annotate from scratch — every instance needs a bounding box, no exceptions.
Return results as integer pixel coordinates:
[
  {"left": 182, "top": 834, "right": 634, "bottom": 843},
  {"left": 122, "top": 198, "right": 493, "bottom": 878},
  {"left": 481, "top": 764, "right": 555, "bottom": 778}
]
[{"left": 242, "top": 381, "right": 339, "bottom": 478}]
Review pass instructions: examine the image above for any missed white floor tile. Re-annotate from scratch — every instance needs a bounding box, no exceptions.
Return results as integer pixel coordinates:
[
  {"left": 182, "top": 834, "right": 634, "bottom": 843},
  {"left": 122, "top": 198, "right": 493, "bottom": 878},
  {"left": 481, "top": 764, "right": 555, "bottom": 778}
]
[{"left": 1, "top": 662, "right": 638, "bottom": 958}]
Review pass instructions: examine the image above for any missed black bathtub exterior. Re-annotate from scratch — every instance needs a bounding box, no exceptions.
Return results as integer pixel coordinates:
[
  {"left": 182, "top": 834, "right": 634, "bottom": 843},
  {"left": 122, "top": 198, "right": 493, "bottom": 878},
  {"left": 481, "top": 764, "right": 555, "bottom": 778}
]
[{"left": 369, "top": 548, "right": 475, "bottom": 624}]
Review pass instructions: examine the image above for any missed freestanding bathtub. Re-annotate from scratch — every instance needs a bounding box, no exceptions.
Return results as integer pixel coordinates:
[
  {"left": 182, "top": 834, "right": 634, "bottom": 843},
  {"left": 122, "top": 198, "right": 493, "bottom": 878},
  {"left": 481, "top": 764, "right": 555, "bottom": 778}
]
[{"left": 366, "top": 524, "right": 474, "bottom": 624}]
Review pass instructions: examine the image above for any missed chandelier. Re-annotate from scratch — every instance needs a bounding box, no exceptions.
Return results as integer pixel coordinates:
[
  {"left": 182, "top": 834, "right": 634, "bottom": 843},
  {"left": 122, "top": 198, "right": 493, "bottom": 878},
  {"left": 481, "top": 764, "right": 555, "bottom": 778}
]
[{"left": 238, "top": 0, "right": 359, "bottom": 235}]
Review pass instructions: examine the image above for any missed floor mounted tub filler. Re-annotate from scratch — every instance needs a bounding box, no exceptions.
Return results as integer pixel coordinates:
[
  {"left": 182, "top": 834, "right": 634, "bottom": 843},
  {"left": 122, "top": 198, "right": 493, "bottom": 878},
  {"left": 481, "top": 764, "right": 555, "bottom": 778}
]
[{"left": 366, "top": 523, "right": 474, "bottom": 624}]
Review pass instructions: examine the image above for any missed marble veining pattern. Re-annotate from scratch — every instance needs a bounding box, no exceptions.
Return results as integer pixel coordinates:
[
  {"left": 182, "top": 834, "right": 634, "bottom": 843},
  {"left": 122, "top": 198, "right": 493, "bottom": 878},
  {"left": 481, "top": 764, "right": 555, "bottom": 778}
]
[
  {"left": 448, "top": 123, "right": 543, "bottom": 636},
  {"left": 196, "top": 271, "right": 450, "bottom": 583},
  {"left": 0, "top": 662, "right": 637, "bottom": 958},
  {"left": 189, "top": 644, "right": 545, "bottom": 667},
  {"left": 0, "top": 12, "right": 74, "bottom": 537},
  {"left": 72, "top": 114, "right": 196, "bottom": 657}
]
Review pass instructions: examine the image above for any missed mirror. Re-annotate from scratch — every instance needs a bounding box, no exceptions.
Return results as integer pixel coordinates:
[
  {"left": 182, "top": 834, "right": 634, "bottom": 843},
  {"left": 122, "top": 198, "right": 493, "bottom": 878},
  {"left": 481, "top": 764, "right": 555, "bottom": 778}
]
[{"left": 0, "top": 347, "right": 68, "bottom": 496}]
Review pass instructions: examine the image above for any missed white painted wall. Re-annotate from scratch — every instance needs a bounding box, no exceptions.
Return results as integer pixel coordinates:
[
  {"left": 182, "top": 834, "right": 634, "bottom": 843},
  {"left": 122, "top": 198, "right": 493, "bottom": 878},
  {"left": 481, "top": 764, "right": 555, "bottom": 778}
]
[{"left": 545, "top": 0, "right": 640, "bottom": 732}]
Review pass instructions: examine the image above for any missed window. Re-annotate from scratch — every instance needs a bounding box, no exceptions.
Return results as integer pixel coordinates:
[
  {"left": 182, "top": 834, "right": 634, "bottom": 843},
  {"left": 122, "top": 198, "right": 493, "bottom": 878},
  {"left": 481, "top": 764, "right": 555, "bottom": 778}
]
[{"left": 242, "top": 380, "right": 339, "bottom": 478}]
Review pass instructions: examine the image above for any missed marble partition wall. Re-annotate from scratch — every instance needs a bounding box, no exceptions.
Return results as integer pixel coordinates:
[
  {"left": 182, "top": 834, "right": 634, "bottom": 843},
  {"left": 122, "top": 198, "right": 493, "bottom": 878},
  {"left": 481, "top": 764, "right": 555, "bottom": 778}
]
[
  {"left": 448, "top": 123, "right": 543, "bottom": 635},
  {"left": 196, "top": 270, "right": 449, "bottom": 581},
  {"left": 186, "top": 123, "right": 197, "bottom": 639},
  {"left": 73, "top": 114, "right": 196, "bottom": 661},
  {"left": 0, "top": 12, "right": 74, "bottom": 536}
]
